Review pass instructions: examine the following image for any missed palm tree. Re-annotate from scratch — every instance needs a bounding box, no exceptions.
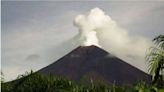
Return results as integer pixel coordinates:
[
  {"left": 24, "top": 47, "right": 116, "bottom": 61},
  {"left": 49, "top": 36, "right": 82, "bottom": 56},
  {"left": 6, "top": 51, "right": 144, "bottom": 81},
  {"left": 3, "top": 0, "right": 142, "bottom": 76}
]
[{"left": 146, "top": 35, "right": 164, "bottom": 85}]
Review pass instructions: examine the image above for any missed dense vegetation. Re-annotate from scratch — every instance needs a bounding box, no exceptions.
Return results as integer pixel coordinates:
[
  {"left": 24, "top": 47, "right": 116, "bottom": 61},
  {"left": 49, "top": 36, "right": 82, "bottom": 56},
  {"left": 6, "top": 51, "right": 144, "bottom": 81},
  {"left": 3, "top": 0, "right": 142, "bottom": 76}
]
[
  {"left": 1, "top": 35, "right": 164, "bottom": 92},
  {"left": 1, "top": 71, "right": 164, "bottom": 92},
  {"left": 146, "top": 35, "right": 164, "bottom": 87}
]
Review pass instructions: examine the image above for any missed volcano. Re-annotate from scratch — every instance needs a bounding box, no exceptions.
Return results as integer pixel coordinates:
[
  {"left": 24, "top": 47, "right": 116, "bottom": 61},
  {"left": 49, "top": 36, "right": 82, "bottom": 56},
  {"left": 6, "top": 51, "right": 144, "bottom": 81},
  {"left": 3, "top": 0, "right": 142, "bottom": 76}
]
[{"left": 38, "top": 45, "right": 151, "bottom": 86}]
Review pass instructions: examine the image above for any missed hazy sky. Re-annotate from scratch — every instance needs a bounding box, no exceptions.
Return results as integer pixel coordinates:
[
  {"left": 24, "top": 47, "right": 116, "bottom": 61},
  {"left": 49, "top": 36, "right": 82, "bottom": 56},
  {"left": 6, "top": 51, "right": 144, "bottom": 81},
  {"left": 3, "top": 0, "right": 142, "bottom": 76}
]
[{"left": 2, "top": 1, "right": 164, "bottom": 81}]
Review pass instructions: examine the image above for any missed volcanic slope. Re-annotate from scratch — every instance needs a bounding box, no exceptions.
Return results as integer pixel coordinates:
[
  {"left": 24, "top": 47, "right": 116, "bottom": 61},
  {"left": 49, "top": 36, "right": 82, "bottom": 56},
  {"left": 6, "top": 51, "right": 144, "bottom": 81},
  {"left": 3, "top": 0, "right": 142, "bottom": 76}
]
[{"left": 39, "top": 45, "right": 151, "bottom": 85}]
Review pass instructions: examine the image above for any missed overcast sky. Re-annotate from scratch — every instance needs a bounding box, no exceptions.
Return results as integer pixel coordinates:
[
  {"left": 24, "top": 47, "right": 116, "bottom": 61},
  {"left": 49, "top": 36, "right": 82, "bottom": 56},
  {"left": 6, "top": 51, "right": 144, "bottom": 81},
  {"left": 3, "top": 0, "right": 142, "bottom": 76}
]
[{"left": 2, "top": 1, "right": 164, "bottom": 81}]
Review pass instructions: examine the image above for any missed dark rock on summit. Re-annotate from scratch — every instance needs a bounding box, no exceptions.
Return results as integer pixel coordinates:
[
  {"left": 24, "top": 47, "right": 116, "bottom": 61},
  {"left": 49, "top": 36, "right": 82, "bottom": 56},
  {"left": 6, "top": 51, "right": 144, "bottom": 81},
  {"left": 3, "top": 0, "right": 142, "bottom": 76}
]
[{"left": 38, "top": 45, "right": 151, "bottom": 86}]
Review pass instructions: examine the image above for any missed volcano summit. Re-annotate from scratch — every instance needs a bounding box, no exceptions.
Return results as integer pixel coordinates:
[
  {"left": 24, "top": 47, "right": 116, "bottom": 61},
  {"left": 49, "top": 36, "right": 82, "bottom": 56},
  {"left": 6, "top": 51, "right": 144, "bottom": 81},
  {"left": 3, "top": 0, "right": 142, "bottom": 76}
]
[{"left": 38, "top": 45, "right": 151, "bottom": 86}]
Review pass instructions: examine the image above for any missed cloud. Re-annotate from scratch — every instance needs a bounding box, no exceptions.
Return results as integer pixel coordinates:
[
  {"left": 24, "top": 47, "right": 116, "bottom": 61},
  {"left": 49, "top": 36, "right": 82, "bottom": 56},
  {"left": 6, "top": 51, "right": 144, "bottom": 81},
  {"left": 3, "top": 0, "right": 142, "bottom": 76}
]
[
  {"left": 74, "top": 10, "right": 100, "bottom": 47},
  {"left": 74, "top": 8, "right": 153, "bottom": 72},
  {"left": 3, "top": 2, "right": 163, "bottom": 81},
  {"left": 1, "top": 9, "right": 78, "bottom": 81},
  {"left": 74, "top": 8, "right": 116, "bottom": 47},
  {"left": 25, "top": 54, "right": 40, "bottom": 61}
]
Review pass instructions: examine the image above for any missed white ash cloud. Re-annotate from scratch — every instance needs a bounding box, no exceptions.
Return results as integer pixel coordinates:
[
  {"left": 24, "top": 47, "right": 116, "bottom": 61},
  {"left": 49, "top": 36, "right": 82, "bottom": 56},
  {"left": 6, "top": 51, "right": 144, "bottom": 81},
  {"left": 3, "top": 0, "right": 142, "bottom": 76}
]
[
  {"left": 74, "top": 8, "right": 107, "bottom": 47},
  {"left": 74, "top": 8, "right": 153, "bottom": 72}
]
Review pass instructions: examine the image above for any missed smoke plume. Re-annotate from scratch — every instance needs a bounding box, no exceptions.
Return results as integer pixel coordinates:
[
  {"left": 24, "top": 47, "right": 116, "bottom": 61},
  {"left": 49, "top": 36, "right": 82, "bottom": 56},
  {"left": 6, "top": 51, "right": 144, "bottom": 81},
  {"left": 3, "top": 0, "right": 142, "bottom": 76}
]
[
  {"left": 74, "top": 8, "right": 109, "bottom": 47},
  {"left": 74, "top": 8, "right": 152, "bottom": 72}
]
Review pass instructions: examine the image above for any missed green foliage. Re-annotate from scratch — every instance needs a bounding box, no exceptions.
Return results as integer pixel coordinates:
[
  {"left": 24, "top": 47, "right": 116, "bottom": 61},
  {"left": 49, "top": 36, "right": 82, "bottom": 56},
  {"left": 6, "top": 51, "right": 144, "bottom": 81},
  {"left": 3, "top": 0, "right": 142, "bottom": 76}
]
[
  {"left": 134, "top": 82, "right": 158, "bottom": 92},
  {"left": 1, "top": 71, "right": 163, "bottom": 92},
  {"left": 2, "top": 71, "right": 75, "bottom": 92},
  {"left": 146, "top": 35, "right": 164, "bottom": 86},
  {"left": 153, "top": 35, "right": 164, "bottom": 49}
]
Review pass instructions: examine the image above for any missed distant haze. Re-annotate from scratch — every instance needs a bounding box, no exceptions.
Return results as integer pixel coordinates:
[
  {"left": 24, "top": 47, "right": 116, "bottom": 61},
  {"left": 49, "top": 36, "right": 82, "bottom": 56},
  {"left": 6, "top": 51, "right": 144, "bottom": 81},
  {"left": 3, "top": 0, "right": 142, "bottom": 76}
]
[{"left": 2, "top": 1, "right": 164, "bottom": 81}]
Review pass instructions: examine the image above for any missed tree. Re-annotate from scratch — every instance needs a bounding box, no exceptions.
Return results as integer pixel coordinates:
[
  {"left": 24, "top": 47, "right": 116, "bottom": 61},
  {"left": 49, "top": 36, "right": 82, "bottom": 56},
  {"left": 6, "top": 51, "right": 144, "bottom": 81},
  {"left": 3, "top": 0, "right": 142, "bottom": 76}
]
[{"left": 146, "top": 35, "right": 164, "bottom": 86}]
